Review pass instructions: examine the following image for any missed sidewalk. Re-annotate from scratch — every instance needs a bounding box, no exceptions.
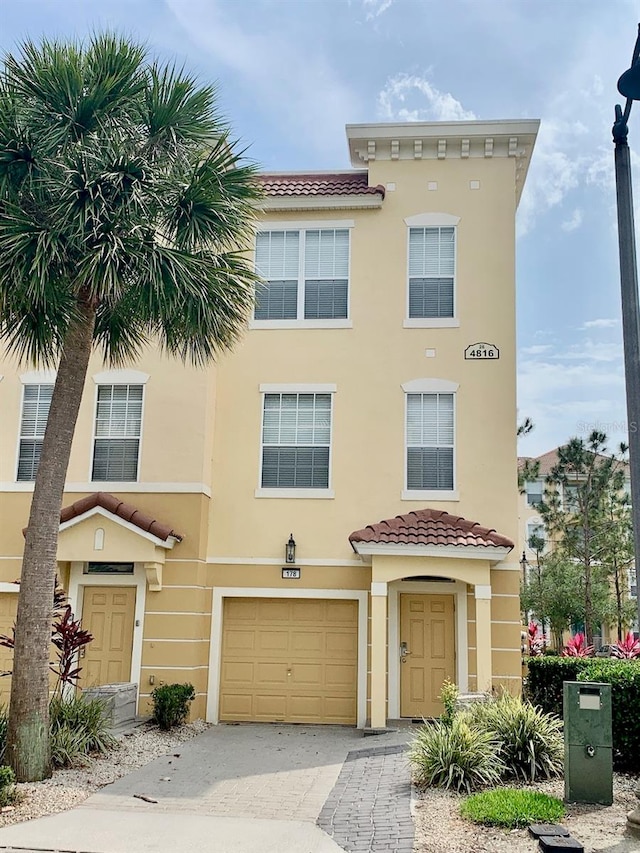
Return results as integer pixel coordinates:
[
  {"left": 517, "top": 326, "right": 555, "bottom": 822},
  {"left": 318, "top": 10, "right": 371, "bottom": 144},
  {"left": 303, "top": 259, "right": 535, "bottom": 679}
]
[{"left": 0, "top": 724, "right": 412, "bottom": 853}]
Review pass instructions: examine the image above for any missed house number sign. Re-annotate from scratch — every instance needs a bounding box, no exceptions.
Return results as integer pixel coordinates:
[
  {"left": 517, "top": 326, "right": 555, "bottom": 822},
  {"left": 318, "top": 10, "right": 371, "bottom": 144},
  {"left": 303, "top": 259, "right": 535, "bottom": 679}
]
[
  {"left": 282, "top": 568, "right": 301, "bottom": 579},
  {"left": 464, "top": 342, "right": 499, "bottom": 360}
]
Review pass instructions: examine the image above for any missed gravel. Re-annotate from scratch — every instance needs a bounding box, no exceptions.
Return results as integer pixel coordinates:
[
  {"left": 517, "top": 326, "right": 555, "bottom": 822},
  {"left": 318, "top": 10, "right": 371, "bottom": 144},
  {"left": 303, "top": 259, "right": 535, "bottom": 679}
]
[
  {"left": 413, "top": 773, "right": 640, "bottom": 853},
  {"left": 0, "top": 719, "right": 209, "bottom": 828}
]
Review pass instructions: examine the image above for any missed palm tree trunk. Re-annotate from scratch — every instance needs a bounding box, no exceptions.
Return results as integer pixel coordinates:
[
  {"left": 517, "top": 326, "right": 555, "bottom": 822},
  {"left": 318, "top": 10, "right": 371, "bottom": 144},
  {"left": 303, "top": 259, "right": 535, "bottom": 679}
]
[{"left": 7, "top": 300, "right": 96, "bottom": 782}]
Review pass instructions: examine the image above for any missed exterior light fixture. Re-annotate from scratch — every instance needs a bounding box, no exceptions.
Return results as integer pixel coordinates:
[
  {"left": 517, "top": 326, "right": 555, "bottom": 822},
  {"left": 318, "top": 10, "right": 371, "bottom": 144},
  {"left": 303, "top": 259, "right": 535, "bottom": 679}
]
[{"left": 285, "top": 534, "right": 296, "bottom": 564}]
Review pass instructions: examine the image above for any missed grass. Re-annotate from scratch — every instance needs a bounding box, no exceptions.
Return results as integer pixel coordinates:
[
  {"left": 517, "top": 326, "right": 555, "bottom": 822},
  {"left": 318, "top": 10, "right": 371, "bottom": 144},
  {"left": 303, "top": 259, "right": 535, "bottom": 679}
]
[{"left": 460, "top": 788, "right": 565, "bottom": 829}]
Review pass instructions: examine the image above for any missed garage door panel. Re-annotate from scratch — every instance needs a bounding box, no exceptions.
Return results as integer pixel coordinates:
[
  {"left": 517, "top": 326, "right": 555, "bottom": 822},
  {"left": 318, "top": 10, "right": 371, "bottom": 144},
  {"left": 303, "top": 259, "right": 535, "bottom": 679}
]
[
  {"left": 221, "top": 661, "right": 254, "bottom": 684},
  {"left": 219, "top": 597, "right": 357, "bottom": 725}
]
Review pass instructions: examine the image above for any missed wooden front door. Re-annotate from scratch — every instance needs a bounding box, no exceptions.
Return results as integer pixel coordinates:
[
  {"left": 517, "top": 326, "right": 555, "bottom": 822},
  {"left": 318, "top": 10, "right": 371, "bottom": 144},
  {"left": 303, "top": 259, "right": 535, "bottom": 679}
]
[
  {"left": 82, "top": 586, "right": 136, "bottom": 685},
  {"left": 400, "top": 593, "right": 455, "bottom": 718}
]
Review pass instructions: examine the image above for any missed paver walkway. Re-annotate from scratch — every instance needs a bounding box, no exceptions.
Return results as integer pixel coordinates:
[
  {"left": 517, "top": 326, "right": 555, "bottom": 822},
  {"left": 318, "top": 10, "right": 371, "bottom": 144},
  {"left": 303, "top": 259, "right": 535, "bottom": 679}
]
[
  {"left": 0, "top": 724, "right": 414, "bottom": 853},
  {"left": 318, "top": 744, "right": 414, "bottom": 853}
]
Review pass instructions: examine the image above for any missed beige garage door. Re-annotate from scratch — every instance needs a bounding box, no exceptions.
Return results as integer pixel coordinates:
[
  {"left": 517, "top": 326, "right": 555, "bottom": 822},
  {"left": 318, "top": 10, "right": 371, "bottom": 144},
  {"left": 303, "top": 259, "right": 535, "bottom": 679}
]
[{"left": 220, "top": 597, "right": 358, "bottom": 725}]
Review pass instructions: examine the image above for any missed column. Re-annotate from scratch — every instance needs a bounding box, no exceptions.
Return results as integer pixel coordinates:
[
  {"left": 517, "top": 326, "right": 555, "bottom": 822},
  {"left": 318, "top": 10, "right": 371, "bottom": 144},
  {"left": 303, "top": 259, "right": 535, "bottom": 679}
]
[
  {"left": 370, "top": 581, "right": 388, "bottom": 729},
  {"left": 475, "top": 584, "right": 492, "bottom": 694}
]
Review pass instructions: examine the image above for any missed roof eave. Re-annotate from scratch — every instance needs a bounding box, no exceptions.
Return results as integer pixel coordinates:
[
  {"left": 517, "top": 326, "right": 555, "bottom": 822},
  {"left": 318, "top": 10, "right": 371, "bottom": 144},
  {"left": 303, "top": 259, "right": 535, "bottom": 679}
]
[
  {"left": 260, "top": 193, "right": 383, "bottom": 212},
  {"left": 349, "top": 541, "right": 512, "bottom": 562}
]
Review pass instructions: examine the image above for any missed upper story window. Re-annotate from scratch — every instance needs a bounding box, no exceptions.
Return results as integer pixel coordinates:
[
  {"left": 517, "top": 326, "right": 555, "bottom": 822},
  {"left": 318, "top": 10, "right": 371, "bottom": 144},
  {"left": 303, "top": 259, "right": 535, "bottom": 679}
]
[
  {"left": 527, "top": 521, "right": 546, "bottom": 551},
  {"left": 92, "top": 385, "right": 143, "bottom": 481},
  {"left": 526, "top": 480, "right": 544, "bottom": 506},
  {"left": 563, "top": 484, "right": 579, "bottom": 511},
  {"left": 254, "top": 227, "right": 350, "bottom": 324},
  {"left": 406, "top": 392, "right": 454, "bottom": 492},
  {"left": 408, "top": 226, "right": 455, "bottom": 319},
  {"left": 261, "top": 392, "right": 332, "bottom": 490},
  {"left": 17, "top": 384, "right": 53, "bottom": 481}
]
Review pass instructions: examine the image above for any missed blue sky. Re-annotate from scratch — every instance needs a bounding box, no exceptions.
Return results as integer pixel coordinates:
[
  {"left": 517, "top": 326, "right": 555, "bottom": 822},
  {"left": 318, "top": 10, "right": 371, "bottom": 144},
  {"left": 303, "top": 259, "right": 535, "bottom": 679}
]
[{"left": 1, "top": 0, "right": 639, "bottom": 457}]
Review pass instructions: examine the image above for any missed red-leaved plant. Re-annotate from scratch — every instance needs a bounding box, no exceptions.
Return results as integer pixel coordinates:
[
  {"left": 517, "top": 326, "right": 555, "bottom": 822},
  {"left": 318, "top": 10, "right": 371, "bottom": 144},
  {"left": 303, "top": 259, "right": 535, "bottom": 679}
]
[
  {"left": 611, "top": 631, "right": 640, "bottom": 659},
  {"left": 0, "top": 581, "right": 93, "bottom": 697},
  {"left": 528, "top": 621, "right": 545, "bottom": 656},
  {"left": 562, "top": 632, "right": 594, "bottom": 657}
]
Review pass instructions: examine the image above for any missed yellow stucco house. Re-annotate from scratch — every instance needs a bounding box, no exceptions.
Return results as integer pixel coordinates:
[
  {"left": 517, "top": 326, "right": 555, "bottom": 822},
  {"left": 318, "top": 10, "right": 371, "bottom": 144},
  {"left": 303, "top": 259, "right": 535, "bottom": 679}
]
[{"left": 0, "top": 118, "right": 539, "bottom": 728}]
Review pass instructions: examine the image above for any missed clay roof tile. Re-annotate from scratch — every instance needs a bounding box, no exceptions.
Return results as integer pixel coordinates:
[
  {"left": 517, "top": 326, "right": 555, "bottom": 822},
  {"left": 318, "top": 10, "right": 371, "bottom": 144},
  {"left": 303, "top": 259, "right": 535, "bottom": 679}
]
[{"left": 53, "top": 493, "right": 183, "bottom": 543}]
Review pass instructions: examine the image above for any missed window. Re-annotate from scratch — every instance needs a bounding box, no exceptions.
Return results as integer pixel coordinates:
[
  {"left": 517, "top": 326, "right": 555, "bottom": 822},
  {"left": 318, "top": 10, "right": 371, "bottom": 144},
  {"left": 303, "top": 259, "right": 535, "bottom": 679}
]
[
  {"left": 254, "top": 228, "right": 349, "bottom": 322},
  {"left": 408, "top": 227, "right": 455, "bottom": 318},
  {"left": 86, "top": 562, "right": 134, "bottom": 574},
  {"left": 527, "top": 521, "right": 545, "bottom": 550},
  {"left": 17, "top": 384, "right": 53, "bottom": 481},
  {"left": 563, "top": 484, "right": 579, "bottom": 511},
  {"left": 406, "top": 393, "right": 454, "bottom": 491},
  {"left": 92, "top": 385, "right": 143, "bottom": 481},
  {"left": 261, "top": 393, "right": 332, "bottom": 489},
  {"left": 526, "top": 480, "right": 544, "bottom": 506}
]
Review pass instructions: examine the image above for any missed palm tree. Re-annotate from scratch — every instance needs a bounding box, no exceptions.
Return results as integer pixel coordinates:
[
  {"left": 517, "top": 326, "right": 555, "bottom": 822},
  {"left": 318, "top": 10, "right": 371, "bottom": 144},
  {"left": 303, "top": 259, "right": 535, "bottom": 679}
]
[{"left": 0, "top": 34, "right": 261, "bottom": 781}]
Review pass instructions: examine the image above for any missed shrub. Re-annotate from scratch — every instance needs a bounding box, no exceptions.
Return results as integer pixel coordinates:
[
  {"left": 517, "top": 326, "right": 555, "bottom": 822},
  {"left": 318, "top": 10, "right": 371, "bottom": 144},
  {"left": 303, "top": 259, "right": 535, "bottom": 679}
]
[
  {"left": 0, "top": 766, "right": 16, "bottom": 808},
  {"left": 465, "top": 693, "right": 563, "bottom": 782},
  {"left": 578, "top": 659, "right": 640, "bottom": 772},
  {"left": 152, "top": 683, "right": 195, "bottom": 730},
  {"left": 408, "top": 717, "right": 503, "bottom": 793},
  {"left": 562, "top": 632, "right": 594, "bottom": 657},
  {"left": 439, "top": 679, "right": 459, "bottom": 727},
  {"left": 49, "top": 695, "right": 116, "bottom": 768},
  {"left": 612, "top": 632, "right": 640, "bottom": 659},
  {"left": 525, "top": 657, "right": 587, "bottom": 716},
  {"left": 460, "top": 789, "right": 565, "bottom": 829}
]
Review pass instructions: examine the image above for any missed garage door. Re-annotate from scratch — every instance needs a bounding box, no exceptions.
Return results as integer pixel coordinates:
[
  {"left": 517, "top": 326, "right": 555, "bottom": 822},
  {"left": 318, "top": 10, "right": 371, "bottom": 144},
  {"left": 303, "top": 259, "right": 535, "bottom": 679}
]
[{"left": 219, "top": 597, "right": 358, "bottom": 724}]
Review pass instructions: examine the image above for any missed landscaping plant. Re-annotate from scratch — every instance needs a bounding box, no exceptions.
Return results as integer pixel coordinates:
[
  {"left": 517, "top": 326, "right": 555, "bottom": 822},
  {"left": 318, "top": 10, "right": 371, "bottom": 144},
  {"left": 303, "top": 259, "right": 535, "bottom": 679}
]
[
  {"left": 152, "top": 683, "right": 195, "bottom": 730},
  {"left": 408, "top": 717, "right": 503, "bottom": 793},
  {"left": 562, "top": 632, "right": 594, "bottom": 657},
  {"left": 611, "top": 631, "right": 640, "bottom": 659},
  {"left": 460, "top": 789, "right": 565, "bottom": 829},
  {"left": 465, "top": 692, "right": 563, "bottom": 782},
  {"left": 439, "top": 679, "right": 459, "bottom": 727},
  {"left": 0, "top": 766, "right": 17, "bottom": 808},
  {"left": 49, "top": 695, "right": 115, "bottom": 768},
  {"left": 528, "top": 621, "right": 545, "bottom": 656}
]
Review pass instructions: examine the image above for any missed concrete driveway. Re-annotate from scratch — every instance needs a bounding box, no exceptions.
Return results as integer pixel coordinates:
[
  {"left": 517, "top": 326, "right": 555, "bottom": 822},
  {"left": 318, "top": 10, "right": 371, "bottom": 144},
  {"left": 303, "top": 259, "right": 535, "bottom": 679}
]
[{"left": 0, "top": 724, "right": 412, "bottom": 853}]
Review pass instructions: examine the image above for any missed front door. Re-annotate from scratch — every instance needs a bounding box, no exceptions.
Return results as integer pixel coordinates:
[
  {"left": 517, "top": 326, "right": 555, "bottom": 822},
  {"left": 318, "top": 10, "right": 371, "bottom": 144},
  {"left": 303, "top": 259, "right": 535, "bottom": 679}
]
[
  {"left": 82, "top": 586, "right": 136, "bottom": 685},
  {"left": 400, "top": 593, "right": 455, "bottom": 718}
]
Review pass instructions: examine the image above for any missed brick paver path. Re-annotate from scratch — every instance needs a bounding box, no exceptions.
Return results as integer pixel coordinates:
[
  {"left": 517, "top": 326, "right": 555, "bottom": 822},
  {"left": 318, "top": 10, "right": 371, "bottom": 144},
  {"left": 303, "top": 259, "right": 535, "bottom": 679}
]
[{"left": 317, "top": 744, "right": 414, "bottom": 853}]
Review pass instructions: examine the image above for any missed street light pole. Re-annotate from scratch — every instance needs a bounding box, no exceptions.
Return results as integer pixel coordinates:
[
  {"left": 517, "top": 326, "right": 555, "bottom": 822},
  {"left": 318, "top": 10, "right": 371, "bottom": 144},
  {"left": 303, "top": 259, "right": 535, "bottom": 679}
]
[
  {"left": 614, "top": 25, "right": 640, "bottom": 645},
  {"left": 614, "top": 23, "right": 640, "bottom": 835}
]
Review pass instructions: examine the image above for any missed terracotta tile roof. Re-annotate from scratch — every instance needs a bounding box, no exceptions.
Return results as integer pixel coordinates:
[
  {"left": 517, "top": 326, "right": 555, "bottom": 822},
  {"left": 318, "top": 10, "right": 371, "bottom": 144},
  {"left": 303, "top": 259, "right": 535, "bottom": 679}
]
[
  {"left": 518, "top": 449, "right": 630, "bottom": 477},
  {"left": 260, "top": 172, "right": 385, "bottom": 198},
  {"left": 58, "top": 492, "right": 183, "bottom": 543},
  {"left": 349, "top": 508, "right": 514, "bottom": 550}
]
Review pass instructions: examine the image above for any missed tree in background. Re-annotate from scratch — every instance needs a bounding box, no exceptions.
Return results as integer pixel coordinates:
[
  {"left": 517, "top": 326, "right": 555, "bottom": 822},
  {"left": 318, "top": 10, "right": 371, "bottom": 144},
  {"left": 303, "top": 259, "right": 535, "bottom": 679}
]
[
  {"left": 537, "top": 431, "right": 629, "bottom": 646},
  {"left": 0, "top": 35, "right": 260, "bottom": 780},
  {"left": 598, "top": 488, "right": 636, "bottom": 641}
]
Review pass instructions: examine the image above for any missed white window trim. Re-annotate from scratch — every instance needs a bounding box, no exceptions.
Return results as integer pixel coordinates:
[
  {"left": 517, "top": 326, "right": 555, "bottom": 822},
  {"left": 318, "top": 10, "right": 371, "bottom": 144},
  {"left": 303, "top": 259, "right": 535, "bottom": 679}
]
[
  {"left": 404, "top": 386, "right": 456, "bottom": 496},
  {"left": 405, "top": 216, "right": 458, "bottom": 325},
  {"left": 387, "top": 580, "right": 468, "bottom": 719},
  {"left": 526, "top": 517, "right": 545, "bottom": 551},
  {"left": 90, "top": 383, "right": 145, "bottom": 483},
  {"left": 402, "top": 378, "right": 459, "bottom": 394},
  {"left": 19, "top": 370, "right": 56, "bottom": 384},
  {"left": 68, "top": 560, "right": 146, "bottom": 706},
  {"left": 258, "top": 386, "right": 335, "bottom": 496},
  {"left": 15, "top": 382, "right": 54, "bottom": 483},
  {"left": 254, "top": 225, "right": 352, "bottom": 326},
  {"left": 207, "top": 587, "right": 368, "bottom": 727}
]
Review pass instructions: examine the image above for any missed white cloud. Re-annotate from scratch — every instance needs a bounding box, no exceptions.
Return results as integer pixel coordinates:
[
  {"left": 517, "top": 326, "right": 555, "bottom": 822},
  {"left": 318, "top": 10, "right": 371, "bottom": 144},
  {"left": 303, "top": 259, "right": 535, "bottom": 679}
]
[
  {"left": 377, "top": 73, "right": 476, "bottom": 123},
  {"left": 362, "top": 0, "right": 393, "bottom": 19},
  {"left": 581, "top": 318, "right": 619, "bottom": 329},
  {"left": 520, "top": 344, "right": 553, "bottom": 355},
  {"left": 165, "top": 0, "right": 358, "bottom": 159},
  {"left": 561, "top": 208, "right": 583, "bottom": 232}
]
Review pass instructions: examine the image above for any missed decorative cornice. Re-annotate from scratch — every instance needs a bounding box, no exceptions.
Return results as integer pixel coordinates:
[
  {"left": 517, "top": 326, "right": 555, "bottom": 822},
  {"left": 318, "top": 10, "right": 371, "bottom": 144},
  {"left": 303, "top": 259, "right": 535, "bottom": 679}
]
[{"left": 261, "top": 194, "right": 384, "bottom": 211}]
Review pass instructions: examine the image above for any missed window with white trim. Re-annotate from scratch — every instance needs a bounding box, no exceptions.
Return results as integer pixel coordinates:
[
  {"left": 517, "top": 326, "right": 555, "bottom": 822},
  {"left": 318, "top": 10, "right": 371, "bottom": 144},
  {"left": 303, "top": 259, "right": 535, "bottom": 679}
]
[
  {"left": 526, "top": 480, "right": 544, "bottom": 506},
  {"left": 527, "top": 521, "right": 546, "bottom": 550},
  {"left": 92, "top": 385, "right": 143, "bottom": 481},
  {"left": 261, "top": 393, "right": 332, "bottom": 488},
  {"left": 17, "top": 384, "right": 53, "bottom": 481},
  {"left": 406, "top": 393, "right": 454, "bottom": 490},
  {"left": 255, "top": 229, "right": 349, "bottom": 321},
  {"left": 408, "top": 226, "right": 455, "bottom": 318}
]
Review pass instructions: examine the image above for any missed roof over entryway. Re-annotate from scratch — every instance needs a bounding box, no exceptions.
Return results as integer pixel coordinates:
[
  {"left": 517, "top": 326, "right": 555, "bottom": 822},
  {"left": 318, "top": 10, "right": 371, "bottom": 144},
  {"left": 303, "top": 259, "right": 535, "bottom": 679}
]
[
  {"left": 349, "top": 508, "right": 514, "bottom": 561},
  {"left": 58, "top": 492, "right": 183, "bottom": 544}
]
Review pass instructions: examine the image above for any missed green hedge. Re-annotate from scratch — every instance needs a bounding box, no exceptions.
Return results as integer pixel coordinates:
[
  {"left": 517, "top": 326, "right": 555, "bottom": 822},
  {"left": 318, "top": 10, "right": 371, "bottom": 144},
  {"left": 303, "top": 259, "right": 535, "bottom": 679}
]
[
  {"left": 525, "top": 657, "right": 640, "bottom": 771},
  {"left": 524, "top": 657, "right": 586, "bottom": 717},
  {"left": 577, "top": 660, "right": 640, "bottom": 771}
]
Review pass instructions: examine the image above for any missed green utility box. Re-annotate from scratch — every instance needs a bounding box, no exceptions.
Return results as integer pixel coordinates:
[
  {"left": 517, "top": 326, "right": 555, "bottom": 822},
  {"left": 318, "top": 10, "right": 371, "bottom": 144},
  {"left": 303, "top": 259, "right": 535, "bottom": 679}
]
[{"left": 563, "top": 681, "right": 613, "bottom": 805}]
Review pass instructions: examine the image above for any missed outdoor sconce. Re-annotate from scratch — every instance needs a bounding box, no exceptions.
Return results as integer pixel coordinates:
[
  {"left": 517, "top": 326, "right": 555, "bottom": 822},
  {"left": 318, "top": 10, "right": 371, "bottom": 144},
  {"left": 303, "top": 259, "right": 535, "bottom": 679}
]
[{"left": 285, "top": 534, "right": 296, "bottom": 564}]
